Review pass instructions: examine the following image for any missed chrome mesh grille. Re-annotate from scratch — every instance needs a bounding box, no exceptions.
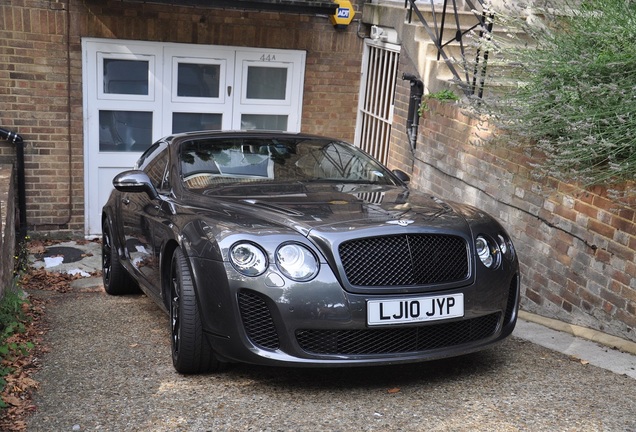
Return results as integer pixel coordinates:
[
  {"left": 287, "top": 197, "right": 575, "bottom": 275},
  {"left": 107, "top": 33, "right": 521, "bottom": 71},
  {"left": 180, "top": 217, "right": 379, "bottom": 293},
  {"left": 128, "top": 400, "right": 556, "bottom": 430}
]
[
  {"left": 237, "top": 291, "right": 280, "bottom": 350},
  {"left": 296, "top": 313, "right": 500, "bottom": 355},
  {"left": 338, "top": 234, "right": 469, "bottom": 286}
]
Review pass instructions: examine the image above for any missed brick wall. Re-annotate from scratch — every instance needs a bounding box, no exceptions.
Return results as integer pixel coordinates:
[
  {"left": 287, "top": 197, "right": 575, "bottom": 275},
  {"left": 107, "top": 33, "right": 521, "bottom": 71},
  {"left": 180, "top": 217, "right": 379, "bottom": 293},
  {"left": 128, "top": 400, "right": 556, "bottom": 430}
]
[
  {"left": 0, "top": 0, "right": 363, "bottom": 236},
  {"left": 388, "top": 95, "right": 636, "bottom": 342},
  {"left": 0, "top": 0, "right": 78, "bottom": 235}
]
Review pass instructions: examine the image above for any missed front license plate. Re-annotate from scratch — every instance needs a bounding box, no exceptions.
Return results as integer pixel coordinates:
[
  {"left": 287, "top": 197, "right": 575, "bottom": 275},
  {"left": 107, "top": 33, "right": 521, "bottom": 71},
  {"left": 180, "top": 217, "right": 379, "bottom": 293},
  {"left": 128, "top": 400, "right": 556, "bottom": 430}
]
[{"left": 367, "top": 294, "right": 464, "bottom": 326}]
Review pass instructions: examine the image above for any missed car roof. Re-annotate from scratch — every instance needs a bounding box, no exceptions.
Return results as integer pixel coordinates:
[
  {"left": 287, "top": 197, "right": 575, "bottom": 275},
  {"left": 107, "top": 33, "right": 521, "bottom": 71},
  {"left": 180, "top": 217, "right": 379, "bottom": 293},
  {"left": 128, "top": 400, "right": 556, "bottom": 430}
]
[{"left": 166, "top": 130, "right": 337, "bottom": 143}]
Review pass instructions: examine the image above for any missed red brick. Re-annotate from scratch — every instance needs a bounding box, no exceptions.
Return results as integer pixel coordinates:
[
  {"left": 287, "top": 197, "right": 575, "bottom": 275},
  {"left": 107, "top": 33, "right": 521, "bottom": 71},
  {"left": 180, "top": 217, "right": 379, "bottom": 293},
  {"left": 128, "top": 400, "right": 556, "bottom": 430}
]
[
  {"left": 606, "top": 241, "right": 635, "bottom": 262},
  {"left": 587, "top": 219, "right": 615, "bottom": 239},
  {"left": 525, "top": 288, "right": 542, "bottom": 306},
  {"left": 574, "top": 200, "right": 599, "bottom": 219}
]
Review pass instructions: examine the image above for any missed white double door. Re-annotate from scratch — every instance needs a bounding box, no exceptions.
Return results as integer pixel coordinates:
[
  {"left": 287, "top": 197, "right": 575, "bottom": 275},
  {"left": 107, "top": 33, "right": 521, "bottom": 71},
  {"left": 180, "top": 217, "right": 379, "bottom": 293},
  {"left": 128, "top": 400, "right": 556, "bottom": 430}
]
[{"left": 82, "top": 39, "right": 306, "bottom": 235}]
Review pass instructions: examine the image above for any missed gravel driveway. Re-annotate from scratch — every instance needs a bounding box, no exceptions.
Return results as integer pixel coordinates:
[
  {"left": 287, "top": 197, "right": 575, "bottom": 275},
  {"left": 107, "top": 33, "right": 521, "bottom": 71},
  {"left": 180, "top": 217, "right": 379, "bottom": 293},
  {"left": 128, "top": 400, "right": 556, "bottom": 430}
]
[{"left": 25, "top": 286, "right": 636, "bottom": 432}]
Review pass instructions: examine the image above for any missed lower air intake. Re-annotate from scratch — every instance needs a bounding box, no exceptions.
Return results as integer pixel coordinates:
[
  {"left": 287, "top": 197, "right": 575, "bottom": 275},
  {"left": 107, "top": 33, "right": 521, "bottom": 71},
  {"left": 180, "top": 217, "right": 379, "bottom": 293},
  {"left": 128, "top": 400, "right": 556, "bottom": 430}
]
[
  {"left": 296, "top": 313, "right": 500, "bottom": 355},
  {"left": 238, "top": 290, "right": 280, "bottom": 350}
]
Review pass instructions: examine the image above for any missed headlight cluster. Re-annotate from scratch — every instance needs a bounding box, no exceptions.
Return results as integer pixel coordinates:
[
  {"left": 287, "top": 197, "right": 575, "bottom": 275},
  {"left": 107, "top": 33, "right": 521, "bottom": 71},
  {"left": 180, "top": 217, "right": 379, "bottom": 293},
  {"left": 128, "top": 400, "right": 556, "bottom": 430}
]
[
  {"left": 229, "top": 243, "right": 267, "bottom": 276},
  {"left": 229, "top": 242, "right": 319, "bottom": 282},
  {"left": 475, "top": 233, "right": 514, "bottom": 269},
  {"left": 276, "top": 243, "right": 319, "bottom": 281}
]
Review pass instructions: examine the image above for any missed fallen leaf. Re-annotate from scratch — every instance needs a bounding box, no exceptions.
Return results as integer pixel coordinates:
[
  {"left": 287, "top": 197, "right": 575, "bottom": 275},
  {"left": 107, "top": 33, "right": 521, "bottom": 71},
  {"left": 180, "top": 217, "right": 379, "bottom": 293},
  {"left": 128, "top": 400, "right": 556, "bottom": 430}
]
[
  {"left": 27, "top": 241, "right": 46, "bottom": 255},
  {"left": 0, "top": 285, "right": 46, "bottom": 432},
  {"left": 581, "top": 360, "right": 590, "bottom": 365},
  {"left": 11, "top": 420, "right": 27, "bottom": 432},
  {"left": 387, "top": 387, "right": 401, "bottom": 394},
  {"left": 20, "top": 378, "right": 39, "bottom": 389},
  {"left": 3, "top": 395, "right": 23, "bottom": 406},
  {"left": 21, "top": 268, "right": 79, "bottom": 293}
]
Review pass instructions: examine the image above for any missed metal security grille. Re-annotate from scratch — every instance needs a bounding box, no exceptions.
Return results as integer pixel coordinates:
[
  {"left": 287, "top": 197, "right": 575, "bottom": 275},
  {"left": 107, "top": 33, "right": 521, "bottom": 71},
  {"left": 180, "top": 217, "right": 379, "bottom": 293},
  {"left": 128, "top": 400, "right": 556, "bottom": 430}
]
[
  {"left": 296, "top": 313, "right": 500, "bottom": 355},
  {"left": 339, "top": 234, "right": 469, "bottom": 287},
  {"left": 354, "top": 40, "right": 400, "bottom": 165}
]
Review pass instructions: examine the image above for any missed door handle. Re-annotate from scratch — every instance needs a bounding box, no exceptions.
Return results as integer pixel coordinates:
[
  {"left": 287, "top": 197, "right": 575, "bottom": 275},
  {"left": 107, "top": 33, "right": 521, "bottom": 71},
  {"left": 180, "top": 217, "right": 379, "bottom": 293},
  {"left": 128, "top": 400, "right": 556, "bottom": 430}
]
[
  {"left": 227, "top": 86, "right": 232, "bottom": 97},
  {"left": 122, "top": 198, "right": 130, "bottom": 205}
]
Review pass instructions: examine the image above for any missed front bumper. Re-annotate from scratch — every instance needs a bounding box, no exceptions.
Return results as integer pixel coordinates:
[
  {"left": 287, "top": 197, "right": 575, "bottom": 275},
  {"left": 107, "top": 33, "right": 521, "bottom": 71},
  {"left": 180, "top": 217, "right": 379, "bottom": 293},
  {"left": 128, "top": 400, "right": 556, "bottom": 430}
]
[{"left": 189, "top": 257, "right": 520, "bottom": 367}]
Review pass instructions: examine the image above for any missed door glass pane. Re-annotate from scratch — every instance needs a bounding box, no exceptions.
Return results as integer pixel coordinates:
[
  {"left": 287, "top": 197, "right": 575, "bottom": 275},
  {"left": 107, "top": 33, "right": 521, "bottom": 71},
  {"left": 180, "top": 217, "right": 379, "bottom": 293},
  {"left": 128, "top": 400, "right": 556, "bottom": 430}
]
[
  {"left": 241, "top": 114, "right": 288, "bottom": 130},
  {"left": 177, "top": 63, "right": 220, "bottom": 98},
  {"left": 99, "top": 110, "right": 153, "bottom": 152},
  {"left": 246, "top": 67, "right": 287, "bottom": 100},
  {"left": 103, "top": 59, "right": 149, "bottom": 95},
  {"left": 172, "top": 113, "right": 222, "bottom": 133}
]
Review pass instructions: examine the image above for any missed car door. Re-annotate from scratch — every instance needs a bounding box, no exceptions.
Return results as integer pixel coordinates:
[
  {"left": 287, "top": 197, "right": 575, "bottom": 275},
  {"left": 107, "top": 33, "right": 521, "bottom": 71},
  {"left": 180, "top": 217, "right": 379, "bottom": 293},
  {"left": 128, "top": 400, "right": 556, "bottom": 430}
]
[{"left": 120, "top": 143, "right": 170, "bottom": 295}]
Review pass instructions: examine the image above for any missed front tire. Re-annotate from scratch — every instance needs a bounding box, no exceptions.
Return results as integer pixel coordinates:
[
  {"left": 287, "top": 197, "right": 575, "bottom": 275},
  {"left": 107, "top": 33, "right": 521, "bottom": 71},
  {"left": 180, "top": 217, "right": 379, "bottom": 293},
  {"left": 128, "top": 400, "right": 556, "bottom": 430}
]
[
  {"left": 102, "top": 220, "right": 139, "bottom": 295},
  {"left": 170, "top": 248, "right": 223, "bottom": 374}
]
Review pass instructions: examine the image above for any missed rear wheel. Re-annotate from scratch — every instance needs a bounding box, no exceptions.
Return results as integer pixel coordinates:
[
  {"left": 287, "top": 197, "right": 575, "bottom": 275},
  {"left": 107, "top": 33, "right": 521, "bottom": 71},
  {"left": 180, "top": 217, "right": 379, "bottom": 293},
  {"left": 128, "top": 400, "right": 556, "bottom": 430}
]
[
  {"left": 102, "top": 220, "right": 139, "bottom": 295},
  {"left": 170, "top": 248, "right": 223, "bottom": 374}
]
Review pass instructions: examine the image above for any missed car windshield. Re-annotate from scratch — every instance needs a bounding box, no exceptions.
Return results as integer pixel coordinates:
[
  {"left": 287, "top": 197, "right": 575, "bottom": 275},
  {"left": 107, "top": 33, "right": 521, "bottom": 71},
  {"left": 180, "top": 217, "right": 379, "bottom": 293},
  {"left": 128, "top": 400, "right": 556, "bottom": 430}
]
[{"left": 179, "top": 137, "right": 399, "bottom": 189}]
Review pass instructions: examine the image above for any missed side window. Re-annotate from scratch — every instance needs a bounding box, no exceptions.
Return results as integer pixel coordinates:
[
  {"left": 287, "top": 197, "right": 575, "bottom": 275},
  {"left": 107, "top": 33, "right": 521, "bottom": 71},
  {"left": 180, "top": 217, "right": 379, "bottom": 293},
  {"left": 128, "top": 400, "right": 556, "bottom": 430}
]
[
  {"left": 144, "top": 148, "right": 170, "bottom": 191},
  {"left": 135, "top": 141, "right": 164, "bottom": 169}
]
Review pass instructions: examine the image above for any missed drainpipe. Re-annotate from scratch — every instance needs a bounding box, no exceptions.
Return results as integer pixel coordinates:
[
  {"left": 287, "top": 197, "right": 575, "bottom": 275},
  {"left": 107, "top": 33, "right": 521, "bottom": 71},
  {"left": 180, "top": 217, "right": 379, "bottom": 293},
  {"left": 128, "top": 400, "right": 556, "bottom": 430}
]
[
  {"left": 402, "top": 73, "right": 424, "bottom": 150},
  {"left": 0, "top": 128, "right": 27, "bottom": 240}
]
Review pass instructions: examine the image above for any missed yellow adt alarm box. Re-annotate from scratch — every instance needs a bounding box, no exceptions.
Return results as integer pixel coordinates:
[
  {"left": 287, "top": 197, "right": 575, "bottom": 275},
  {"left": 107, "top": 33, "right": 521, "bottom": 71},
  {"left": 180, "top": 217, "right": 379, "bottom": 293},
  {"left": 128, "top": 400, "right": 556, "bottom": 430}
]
[{"left": 330, "top": 0, "right": 354, "bottom": 29}]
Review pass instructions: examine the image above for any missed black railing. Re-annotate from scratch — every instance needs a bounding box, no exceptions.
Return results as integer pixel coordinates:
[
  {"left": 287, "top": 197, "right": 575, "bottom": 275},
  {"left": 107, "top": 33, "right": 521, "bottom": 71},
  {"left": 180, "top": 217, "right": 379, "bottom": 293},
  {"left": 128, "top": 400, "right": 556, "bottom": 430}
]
[{"left": 405, "top": 0, "right": 493, "bottom": 98}]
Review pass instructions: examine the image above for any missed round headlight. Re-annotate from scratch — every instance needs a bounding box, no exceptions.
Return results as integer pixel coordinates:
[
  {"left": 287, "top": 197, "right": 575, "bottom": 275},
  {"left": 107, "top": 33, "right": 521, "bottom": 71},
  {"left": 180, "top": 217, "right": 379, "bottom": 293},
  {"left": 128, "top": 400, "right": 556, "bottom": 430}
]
[
  {"left": 476, "top": 236, "right": 497, "bottom": 268},
  {"left": 230, "top": 243, "right": 267, "bottom": 276},
  {"left": 276, "top": 243, "right": 319, "bottom": 281}
]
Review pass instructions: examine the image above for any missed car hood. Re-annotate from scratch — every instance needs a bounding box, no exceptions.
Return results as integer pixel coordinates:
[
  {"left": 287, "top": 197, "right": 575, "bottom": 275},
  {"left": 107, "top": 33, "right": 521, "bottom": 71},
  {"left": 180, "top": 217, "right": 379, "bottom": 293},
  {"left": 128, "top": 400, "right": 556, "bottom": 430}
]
[{"left": 186, "top": 182, "right": 470, "bottom": 237}]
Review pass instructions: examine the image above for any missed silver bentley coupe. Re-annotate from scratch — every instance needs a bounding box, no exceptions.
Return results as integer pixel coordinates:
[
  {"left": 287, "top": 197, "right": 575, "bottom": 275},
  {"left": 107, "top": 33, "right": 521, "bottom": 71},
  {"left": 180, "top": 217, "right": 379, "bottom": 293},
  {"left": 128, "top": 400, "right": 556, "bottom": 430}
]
[{"left": 101, "top": 131, "right": 520, "bottom": 374}]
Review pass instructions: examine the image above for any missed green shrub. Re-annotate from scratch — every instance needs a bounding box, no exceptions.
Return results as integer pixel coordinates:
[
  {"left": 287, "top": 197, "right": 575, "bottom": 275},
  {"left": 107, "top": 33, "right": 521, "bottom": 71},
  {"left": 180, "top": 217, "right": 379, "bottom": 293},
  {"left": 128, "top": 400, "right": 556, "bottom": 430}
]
[
  {"left": 475, "top": 0, "right": 636, "bottom": 186},
  {"left": 419, "top": 89, "right": 460, "bottom": 116},
  {"left": 0, "top": 281, "right": 33, "bottom": 408}
]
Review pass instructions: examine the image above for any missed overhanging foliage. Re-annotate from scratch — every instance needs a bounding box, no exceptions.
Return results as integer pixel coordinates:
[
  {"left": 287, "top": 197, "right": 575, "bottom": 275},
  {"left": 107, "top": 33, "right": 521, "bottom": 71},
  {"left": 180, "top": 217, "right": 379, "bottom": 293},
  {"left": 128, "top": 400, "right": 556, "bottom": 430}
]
[{"left": 475, "top": 0, "right": 636, "bottom": 187}]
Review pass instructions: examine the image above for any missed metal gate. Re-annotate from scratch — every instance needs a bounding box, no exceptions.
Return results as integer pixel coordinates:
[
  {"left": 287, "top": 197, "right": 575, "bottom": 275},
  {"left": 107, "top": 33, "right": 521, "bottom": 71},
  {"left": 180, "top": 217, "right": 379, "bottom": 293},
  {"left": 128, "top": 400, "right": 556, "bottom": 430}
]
[{"left": 354, "top": 39, "right": 400, "bottom": 165}]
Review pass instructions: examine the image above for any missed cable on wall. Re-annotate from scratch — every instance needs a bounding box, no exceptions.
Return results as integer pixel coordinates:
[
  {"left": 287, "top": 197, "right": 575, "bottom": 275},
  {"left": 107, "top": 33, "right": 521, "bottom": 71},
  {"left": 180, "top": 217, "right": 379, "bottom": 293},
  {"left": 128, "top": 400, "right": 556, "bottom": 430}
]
[{"left": 412, "top": 154, "right": 599, "bottom": 252}]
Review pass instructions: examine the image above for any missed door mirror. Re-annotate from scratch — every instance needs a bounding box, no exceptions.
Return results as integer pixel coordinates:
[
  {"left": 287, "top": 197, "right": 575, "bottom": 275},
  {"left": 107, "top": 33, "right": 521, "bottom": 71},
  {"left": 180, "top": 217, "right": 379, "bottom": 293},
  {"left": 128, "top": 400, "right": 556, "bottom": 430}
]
[
  {"left": 392, "top": 169, "right": 410, "bottom": 184},
  {"left": 113, "top": 170, "right": 159, "bottom": 200}
]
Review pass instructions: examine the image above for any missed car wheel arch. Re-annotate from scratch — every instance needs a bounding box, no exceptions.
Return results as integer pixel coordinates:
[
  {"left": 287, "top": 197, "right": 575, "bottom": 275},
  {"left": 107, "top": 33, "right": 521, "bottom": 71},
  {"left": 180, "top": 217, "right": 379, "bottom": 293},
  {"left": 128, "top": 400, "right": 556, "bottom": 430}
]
[
  {"left": 161, "top": 239, "right": 181, "bottom": 310},
  {"left": 101, "top": 212, "right": 139, "bottom": 295},
  {"left": 168, "top": 246, "right": 224, "bottom": 373},
  {"left": 101, "top": 211, "right": 126, "bottom": 261}
]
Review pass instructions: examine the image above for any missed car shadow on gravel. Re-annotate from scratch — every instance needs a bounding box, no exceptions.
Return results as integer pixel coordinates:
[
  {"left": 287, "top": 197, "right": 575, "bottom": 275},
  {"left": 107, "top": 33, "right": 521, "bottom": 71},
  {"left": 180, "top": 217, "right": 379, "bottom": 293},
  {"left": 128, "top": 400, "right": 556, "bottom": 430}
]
[{"left": 213, "top": 345, "right": 509, "bottom": 391}]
